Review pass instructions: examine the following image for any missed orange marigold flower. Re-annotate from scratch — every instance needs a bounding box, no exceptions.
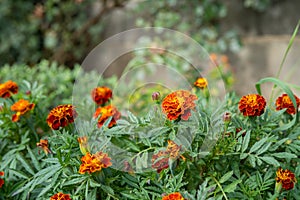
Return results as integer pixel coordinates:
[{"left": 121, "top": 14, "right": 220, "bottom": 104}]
[
  {"left": 0, "top": 80, "right": 18, "bottom": 98},
  {"left": 194, "top": 77, "right": 208, "bottom": 89},
  {"left": 0, "top": 171, "right": 4, "bottom": 188},
  {"left": 11, "top": 99, "right": 35, "bottom": 122},
  {"left": 276, "top": 168, "right": 297, "bottom": 190},
  {"left": 93, "top": 105, "right": 121, "bottom": 128},
  {"left": 91, "top": 86, "right": 112, "bottom": 105},
  {"left": 275, "top": 93, "right": 300, "bottom": 115},
  {"left": 79, "top": 152, "right": 112, "bottom": 174},
  {"left": 47, "top": 105, "right": 78, "bottom": 130},
  {"left": 161, "top": 90, "right": 198, "bottom": 121},
  {"left": 50, "top": 192, "right": 71, "bottom": 200},
  {"left": 36, "top": 139, "right": 52, "bottom": 155},
  {"left": 77, "top": 136, "right": 90, "bottom": 155},
  {"left": 162, "top": 192, "right": 184, "bottom": 200},
  {"left": 238, "top": 94, "right": 266, "bottom": 117}
]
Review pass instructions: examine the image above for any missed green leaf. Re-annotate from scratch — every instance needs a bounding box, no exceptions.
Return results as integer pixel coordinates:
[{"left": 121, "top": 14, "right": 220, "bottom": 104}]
[
  {"left": 261, "top": 156, "right": 280, "bottom": 166},
  {"left": 37, "top": 183, "right": 53, "bottom": 198},
  {"left": 223, "top": 180, "right": 242, "bottom": 193},
  {"left": 27, "top": 146, "right": 41, "bottom": 171},
  {"left": 63, "top": 176, "right": 87, "bottom": 186},
  {"left": 256, "top": 142, "right": 272, "bottom": 155},
  {"left": 16, "top": 153, "right": 35, "bottom": 175},
  {"left": 9, "top": 169, "right": 29, "bottom": 179},
  {"left": 249, "top": 137, "right": 268, "bottom": 153},
  {"left": 255, "top": 77, "right": 298, "bottom": 131},
  {"left": 219, "top": 171, "right": 233, "bottom": 184},
  {"left": 272, "top": 152, "right": 297, "bottom": 159},
  {"left": 248, "top": 154, "right": 256, "bottom": 168},
  {"left": 241, "top": 130, "right": 250, "bottom": 153}
]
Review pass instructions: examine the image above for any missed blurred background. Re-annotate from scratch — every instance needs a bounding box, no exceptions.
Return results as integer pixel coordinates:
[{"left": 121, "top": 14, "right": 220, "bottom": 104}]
[{"left": 1, "top": 0, "right": 299, "bottom": 95}]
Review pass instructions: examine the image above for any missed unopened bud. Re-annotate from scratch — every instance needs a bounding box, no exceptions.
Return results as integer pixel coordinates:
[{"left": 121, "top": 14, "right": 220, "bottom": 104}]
[
  {"left": 223, "top": 112, "right": 231, "bottom": 123},
  {"left": 152, "top": 92, "right": 161, "bottom": 102}
]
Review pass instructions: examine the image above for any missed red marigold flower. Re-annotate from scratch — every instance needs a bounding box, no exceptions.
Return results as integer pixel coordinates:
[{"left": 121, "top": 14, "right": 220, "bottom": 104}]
[
  {"left": 36, "top": 139, "right": 52, "bottom": 155},
  {"left": 152, "top": 151, "right": 169, "bottom": 173},
  {"left": 276, "top": 168, "right": 297, "bottom": 190},
  {"left": 79, "top": 152, "right": 112, "bottom": 174},
  {"left": 77, "top": 136, "right": 90, "bottom": 155},
  {"left": 238, "top": 94, "right": 266, "bottom": 117},
  {"left": 93, "top": 105, "right": 121, "bottom": 128},
  {"left": 162, "top": 192, "right": 184, "bottom": 200},
  {"left": 91, "top": 86, "right": 112, "bottom": 105},
  {"left": 161, "top": 90, "right": 198, "bottom": 121},
  {"left": 50, "top": 192, "right": 71, "bottom": 200},
  {"left": 47, "top": 105, "right": 78, "bottom": 130},
  {"left": 10, "top": 99, "right": 35, "bottom": 122},
  {"left": 152, "top": 140, "right": 184, "bottom": 173},
  {"left": 0, "top": 80, "right": 18, "bottom": 98},
  {"left": 275, "top": 93, "right": 300, "bottom": 115},
  {"left": 194, "top": 77, "right": 208, "bottom": 89},
  {"left": 0, "top": 171, "right": 4, "bottom": 188}
]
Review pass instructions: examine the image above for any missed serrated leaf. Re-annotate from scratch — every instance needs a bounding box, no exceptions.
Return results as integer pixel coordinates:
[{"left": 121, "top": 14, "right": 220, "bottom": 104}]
[
  {"left": 224, "top": 179, "right": 242, "bottom": 193},
  {"left": 261, "top": 156, "right": 280, "bottom": 166},
  {"left": 256, "top": 142, "right": 272, "bottom": 155},
  {"left": 241, "top": 131, "right": 250, "bottom": 153},
  {"left": 9, "top": 169, "right": 29, "bottom": 179},
  {"left": 27, "top": 146, "right": 41, "bottom": 171},
  {"left": 219, "top": 171, "right": 233, "bottom": 184},
  {"left": 63, "top": 176, "right": 87, "bottom": 186},
  {"left": 272, "top": 152, "right": 297, "bottom": 159},
  {"left": 16, "top": 153, "right": 35, "bottom": 175},
  {"left": 249, "top": 137, "right": 268, "bottom": 153},
  {"left": 248, "top": 154, "right": 256, "bottom": 168}
]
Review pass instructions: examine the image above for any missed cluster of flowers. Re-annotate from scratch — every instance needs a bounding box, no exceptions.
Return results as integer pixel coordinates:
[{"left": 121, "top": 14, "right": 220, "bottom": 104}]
[
  {"left": 1, "top": 77, "right": 298, "bottom": 199},
  {"left": 0, "top": 80, "right": 35, "bottom": 122}
]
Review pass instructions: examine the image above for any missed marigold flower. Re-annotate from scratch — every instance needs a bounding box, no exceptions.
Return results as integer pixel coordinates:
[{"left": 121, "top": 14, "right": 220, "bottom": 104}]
[
  {"left": 91, "top": 86, "right": 112, "bottom": 105},
  {"left": 275, "top": 168, "right": 297, "bottom": 190},
  {"left": 161, "top": 90, "right": 198, "bottom": 121},
  {"left": 194, "top": 77, "right": 208, "bottom": 89},
  {"left": 275, "top": 93, "right": 300, "bottom": 115},
  {"left": 152, "top": 140, "right": 184, "bottom": 173},
  {"left": 0, "top": 171, "right": 4, "bottom": 188},
  {"left": 79, "top": 152, "right": 112, "bottom": 174},
  {"left": 47, "top": 105, "right": 78, "bottom": 130},
  {"left": 77, "top": 136, "right": 90, "bottom": 155},
  {"left": 0, "top": 80, "right": 18, "bottom": 98},
  {"left": 36, "top": 139, "right": 52, "bottom": 155},
  {"left": 162, "top": 192, "right": 184, "bottom": 200},
  {"left": 11, "top": 99, "right": 35, "bottom": 122},
  {"left": 93, "top": 105, "right": 121, "bottom": 128},
  {"left": 238, "top": 94, "right": 266, "bottom": 117},
  {"left": 50, "top": 192, "right": 71, "bottom": 200}
]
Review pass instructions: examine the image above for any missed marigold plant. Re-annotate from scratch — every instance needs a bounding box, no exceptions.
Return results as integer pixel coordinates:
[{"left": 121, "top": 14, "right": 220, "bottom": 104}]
[
  {"left": 238, "top": 94, "right": 266, "bottom": 117},
  {"left": 93, "top": 105, "right": 121, "bottom": 128},
  {"left": 46, "top": 104, "right": 78, "bottom": 130},
  {"left": 275, "top": 168, "right": 297, "bottom": 191},
  {"left": 91, "top": 86, "right": 112, "bottom": 105},
  {"left": 10, "top": 99, "right": 35, "bottom": 122},
  {"left": 161, "top": 90, "right": 198, "bottom": 121},
  {"left": 79, "top": 152, "right": 112, "bottom": 174},
  {"left": 0, "top": 80, "right": 18, "bottom": 98},
  {"left": 275, "top": 93, "right": 300, "bottom": 114},
  {"left": 50, "top": 192, "right": 71, "bottom": 200},
  {"left": 162, "top": 192, "right": 184, "bottom": 200}
]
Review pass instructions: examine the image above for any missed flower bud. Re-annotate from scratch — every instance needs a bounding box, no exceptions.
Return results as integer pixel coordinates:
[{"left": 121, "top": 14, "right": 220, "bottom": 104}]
[
  {"left": 223, "top": 112, "right": 231, "bottom": 123},
  {"left": 152, "top": 92, "right": 161, "bottom": 102}
]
